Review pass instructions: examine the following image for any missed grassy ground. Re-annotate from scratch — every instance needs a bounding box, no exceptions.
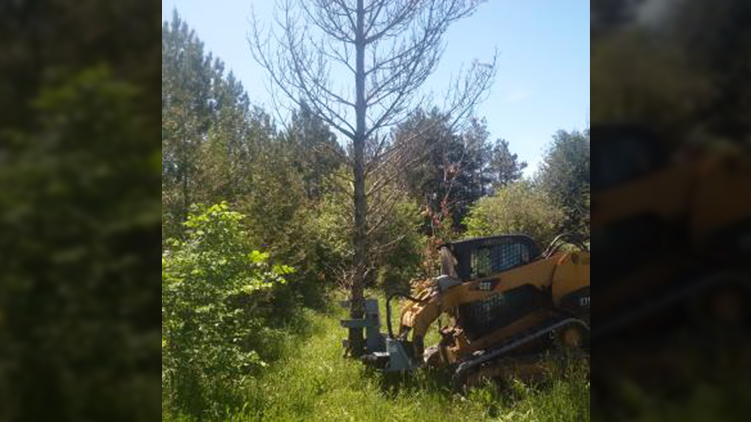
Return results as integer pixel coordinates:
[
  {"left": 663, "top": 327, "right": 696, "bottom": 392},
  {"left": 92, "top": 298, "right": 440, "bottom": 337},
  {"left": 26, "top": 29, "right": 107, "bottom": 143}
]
[{"left": 164, "top": 296, "right": 590, "bottom": 421}]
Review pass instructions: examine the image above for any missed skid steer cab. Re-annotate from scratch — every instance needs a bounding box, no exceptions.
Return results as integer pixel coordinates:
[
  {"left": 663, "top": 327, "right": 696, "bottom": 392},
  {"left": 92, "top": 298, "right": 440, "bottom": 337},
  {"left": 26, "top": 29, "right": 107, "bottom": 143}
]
[{"left": 341, "top": 234, "right": 591, "bottom": 378}]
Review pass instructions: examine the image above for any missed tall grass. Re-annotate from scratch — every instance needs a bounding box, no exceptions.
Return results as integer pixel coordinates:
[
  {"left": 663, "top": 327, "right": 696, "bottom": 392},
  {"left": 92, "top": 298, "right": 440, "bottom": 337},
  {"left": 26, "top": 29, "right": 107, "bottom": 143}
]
[{"left": 163, "top": 296, "right": 590, "bottom": 421}]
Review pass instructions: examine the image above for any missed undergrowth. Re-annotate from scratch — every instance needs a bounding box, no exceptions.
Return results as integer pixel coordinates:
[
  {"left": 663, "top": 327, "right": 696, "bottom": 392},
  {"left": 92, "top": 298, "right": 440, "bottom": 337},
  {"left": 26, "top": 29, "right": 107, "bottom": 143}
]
[{"left": 163, "top": 294, "right": 590, "bottom": 422}]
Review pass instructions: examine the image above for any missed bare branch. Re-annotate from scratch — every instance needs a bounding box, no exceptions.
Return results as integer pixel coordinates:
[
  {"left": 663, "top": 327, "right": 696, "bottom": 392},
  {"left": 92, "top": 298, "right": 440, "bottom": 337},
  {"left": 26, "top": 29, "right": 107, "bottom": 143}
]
[
  {"left": 367, "top": 10, "right": 417, "bottom": 44},
  {"left": 367, "top": 187, "right": 405, "bottom": 236},
  {"left": 249, "top": 0, "right": 357, "bottom": 139},
  {"left": 250, "top": 0, "right": 495, "bottom": 347},
  {"left": 300, "top": 0, "right": 357, "bottom": 43},
  {"left": 369, "top": 233, "right": 408, "bottom": 255}
]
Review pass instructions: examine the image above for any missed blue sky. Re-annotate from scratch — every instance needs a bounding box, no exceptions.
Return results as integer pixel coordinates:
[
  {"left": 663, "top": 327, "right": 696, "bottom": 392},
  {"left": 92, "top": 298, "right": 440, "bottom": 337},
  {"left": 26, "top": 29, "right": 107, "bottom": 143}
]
[{"left": 162, "top": 0, "right": 589, "bottom": 175}]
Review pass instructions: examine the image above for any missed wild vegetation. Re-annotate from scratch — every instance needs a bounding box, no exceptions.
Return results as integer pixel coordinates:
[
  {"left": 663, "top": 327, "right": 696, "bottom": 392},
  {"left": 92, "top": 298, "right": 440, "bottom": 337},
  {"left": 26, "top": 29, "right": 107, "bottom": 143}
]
[
  {"left": 163, "top": 301, "right": 590, "bottom": 422},
  {"left": 162, "top": 8, "right": 589, "bottom": 421}
]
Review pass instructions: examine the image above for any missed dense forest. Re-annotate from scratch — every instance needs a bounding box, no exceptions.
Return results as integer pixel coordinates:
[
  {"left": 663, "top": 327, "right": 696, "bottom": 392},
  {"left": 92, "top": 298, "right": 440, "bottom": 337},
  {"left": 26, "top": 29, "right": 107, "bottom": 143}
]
[{"left": 161, "top": 11, "right": 589, "bottom": 420}]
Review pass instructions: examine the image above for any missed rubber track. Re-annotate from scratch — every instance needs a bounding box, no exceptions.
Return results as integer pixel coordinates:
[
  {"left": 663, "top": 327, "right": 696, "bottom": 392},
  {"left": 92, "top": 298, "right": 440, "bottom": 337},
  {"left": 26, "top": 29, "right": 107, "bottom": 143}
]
[{"left": 453, "top": 317, "right": 589, "bottom": 386}]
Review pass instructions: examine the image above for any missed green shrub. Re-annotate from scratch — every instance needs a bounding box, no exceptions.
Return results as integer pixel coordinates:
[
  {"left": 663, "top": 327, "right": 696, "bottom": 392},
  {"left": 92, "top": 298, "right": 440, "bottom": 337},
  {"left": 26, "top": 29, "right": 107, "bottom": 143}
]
[
  {"left": 464, "top": 181, "right": 565, "bottom": 247},
  {"left": 161, "top": 202, "right": 292, "bottom": 414}
]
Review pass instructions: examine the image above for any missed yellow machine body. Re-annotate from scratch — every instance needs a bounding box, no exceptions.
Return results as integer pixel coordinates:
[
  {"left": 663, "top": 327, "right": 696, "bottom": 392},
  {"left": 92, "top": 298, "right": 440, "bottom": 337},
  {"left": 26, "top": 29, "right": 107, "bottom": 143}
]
[{"left": 392, "top": 235, "right": 590, "bottom": 381}]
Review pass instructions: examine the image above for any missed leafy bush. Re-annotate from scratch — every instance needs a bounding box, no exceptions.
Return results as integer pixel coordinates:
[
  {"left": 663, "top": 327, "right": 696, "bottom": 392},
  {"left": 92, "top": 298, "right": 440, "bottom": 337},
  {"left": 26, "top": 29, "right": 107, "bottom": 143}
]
[
  {"left": 463, "top": 181, "right": 565, "bottom": 247},
  {"left": 161, "top": 202, "right": 292, "bottom": 414}
]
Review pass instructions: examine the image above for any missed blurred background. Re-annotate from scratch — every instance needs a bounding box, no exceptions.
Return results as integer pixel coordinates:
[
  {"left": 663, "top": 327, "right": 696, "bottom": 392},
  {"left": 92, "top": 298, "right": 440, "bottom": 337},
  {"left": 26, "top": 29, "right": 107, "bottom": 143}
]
[
  {"left": 0, "top": 1, "right": 161, "bottom": 421},
  {"left": 591, "top": 0, "right": 751, "bottom": 420}
]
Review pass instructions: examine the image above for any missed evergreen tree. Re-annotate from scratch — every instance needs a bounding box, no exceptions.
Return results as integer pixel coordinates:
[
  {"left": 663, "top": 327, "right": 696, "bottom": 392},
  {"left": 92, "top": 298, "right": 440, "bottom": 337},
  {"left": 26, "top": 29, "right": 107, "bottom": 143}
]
[
  {"left": 537, "top": 129, "right": 590, "bottom": 236},
  {"left": 162, "top": 11, "right": 215, "bottom": 238},
  {"left": 394, "top": 110, "right": 493, "bottom": 231},
  {"left": 489, "top": 138, "right": 527, "bottom": 190},
  {"left": 283, "top": 103, "right": 345, "bottom": 200}
]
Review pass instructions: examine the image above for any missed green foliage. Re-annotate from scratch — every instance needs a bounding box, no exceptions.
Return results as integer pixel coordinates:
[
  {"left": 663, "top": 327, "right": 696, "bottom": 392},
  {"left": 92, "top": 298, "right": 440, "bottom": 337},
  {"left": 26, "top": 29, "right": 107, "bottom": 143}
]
[
  {"left": 371, "top": 197, "right": 428, "bottom": 292},
  {"left": 283, "top": 103, "right": 345, "bottom": 200},
  {"left": 295, "top": 171, "right": 427, "bottom": 293},
  {"left": 302, "top": 175, "right": 354, "bottom": 269},
  {"left": 464, "top": 181, "right": 565, "bottom": 247},
  {"left": 161, "top": 14, "right": 350, "bottom": 313},
  {"left": 163, "top": 301, "right": 590, "bottom": 422},
  {"left": 489, "top": 138, "right": 528, "bottom": 189},
  {"left": 394, "top": 109, "right": 497, "bottom": 230},
  {"left": 0, "top": 63, "right": 161, "bottom": 422},
  {"left": 162, "top": 202, "right": 292, "bottom": 414},
  {"left": 236, "top": 132, "right": 338, "bottom": 309},
  {"left": 536, "top": 129, "right": 590, "bottom": 236},
  {"left": 162, "top": 11, "right": 261, "bottom": 241},
  {"left": 240, "top": 135, "right": 305, "bottom": 248}
]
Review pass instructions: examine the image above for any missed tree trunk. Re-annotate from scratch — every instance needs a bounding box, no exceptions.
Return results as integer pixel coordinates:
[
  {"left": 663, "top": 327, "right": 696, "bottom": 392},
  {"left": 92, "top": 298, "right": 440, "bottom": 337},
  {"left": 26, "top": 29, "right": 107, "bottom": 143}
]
[{"left": 348, "top": 0, "right": 367, "bottom": 357}]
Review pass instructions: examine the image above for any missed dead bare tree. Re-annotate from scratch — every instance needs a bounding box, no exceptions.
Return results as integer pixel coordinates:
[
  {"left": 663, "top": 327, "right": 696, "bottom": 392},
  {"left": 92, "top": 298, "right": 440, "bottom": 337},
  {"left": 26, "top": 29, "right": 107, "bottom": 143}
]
[{"left": 250, "top": 0, "right": 496, "bottom": 356}]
